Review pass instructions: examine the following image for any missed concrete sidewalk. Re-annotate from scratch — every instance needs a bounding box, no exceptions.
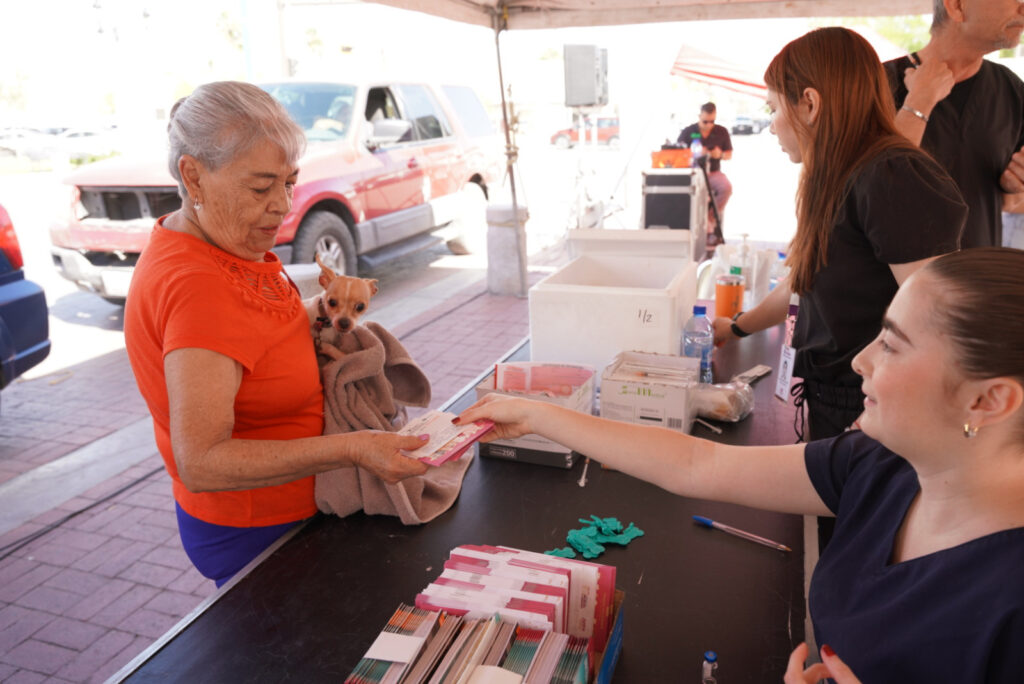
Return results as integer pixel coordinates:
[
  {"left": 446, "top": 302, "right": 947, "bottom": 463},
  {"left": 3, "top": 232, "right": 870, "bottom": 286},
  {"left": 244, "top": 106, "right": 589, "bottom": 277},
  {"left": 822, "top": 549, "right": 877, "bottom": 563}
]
[{"left": 0, "top": 246, "right": 568, "bottom": 683}]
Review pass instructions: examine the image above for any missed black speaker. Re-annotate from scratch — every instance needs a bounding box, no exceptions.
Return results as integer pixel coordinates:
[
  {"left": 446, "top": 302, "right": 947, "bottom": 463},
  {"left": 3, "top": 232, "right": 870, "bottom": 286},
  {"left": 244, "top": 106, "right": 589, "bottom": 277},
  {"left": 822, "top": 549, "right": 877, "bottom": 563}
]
[{"left": 564, "top": 45, "right": 609, "bottom": 107}]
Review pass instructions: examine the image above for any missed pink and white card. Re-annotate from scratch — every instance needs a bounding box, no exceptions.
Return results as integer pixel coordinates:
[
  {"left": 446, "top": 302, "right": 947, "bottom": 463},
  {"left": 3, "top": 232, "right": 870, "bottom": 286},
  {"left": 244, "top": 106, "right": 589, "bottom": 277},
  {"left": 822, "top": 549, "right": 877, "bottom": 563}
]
[{"left": 399, "top": 410, "right": 494, "bottom": 467}]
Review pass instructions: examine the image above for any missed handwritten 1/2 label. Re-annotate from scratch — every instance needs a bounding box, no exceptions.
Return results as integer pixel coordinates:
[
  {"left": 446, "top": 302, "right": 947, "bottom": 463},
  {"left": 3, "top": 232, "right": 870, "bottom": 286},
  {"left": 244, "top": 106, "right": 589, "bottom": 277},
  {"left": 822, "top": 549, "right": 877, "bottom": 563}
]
[{"left": 636, "top": 308, "right": 659, "bottom": 327}]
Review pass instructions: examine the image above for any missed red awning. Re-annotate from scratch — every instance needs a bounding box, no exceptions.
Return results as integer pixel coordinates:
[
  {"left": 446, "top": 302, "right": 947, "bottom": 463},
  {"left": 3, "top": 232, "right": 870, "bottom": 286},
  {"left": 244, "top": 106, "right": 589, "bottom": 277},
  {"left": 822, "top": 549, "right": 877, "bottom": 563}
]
[{"left": 670, "top": 45, "right": 768, "bottom": 99}]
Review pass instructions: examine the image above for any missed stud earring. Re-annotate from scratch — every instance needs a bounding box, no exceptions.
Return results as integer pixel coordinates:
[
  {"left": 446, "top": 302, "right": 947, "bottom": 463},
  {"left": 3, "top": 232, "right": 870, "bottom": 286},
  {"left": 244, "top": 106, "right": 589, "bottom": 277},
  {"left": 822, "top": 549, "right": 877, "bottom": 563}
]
[{"left": 963, "top": 423, "right": 979, "bottom": 439}]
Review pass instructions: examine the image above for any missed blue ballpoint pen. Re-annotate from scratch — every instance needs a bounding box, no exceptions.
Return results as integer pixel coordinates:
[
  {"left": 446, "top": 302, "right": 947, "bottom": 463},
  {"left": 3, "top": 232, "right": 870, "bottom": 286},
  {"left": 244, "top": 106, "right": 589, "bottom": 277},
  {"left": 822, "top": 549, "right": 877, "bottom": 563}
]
[{"left": 692, "top": 515, "right": 792, "bottom": 552}]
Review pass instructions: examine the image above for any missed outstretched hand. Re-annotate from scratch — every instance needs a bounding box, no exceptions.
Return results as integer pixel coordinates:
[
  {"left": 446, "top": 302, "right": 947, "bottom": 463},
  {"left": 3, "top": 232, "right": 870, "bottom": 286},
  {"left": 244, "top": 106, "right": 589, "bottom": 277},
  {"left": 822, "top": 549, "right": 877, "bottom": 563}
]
[
  {"left": 455, "top": 394, "right": 538, "bottom": 443},
  {"left": 784, "top": 643, "right": 861, "bottom": 684}
]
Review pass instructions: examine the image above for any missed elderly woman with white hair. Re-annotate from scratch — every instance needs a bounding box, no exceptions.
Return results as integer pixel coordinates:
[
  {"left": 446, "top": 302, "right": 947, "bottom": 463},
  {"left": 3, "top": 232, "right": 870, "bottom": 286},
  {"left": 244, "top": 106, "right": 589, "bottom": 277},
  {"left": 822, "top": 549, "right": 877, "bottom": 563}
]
[{"left": 124, "top": 81, "right": 428, "bottom": 586}]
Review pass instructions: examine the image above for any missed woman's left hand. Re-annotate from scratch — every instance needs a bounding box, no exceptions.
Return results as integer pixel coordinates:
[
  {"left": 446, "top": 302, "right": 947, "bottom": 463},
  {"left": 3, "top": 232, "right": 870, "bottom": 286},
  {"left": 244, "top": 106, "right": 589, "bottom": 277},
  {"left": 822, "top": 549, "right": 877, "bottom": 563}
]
[
  {"left": 784, "top": 643, "right": 861, "bottom": 684},
  {"left": 350, "top": 431, "right": 430, "bottom": 483},
  {"left": 712, "top": 315, "right": 736, "bottom": 347}
]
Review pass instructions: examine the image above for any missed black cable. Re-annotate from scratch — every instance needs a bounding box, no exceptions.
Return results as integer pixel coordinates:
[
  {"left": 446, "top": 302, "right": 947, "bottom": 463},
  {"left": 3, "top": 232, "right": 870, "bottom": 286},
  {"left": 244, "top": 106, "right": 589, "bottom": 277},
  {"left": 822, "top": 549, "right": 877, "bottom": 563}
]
[{"left": 0, "top": 464, "right": 165, "bottom": 562}]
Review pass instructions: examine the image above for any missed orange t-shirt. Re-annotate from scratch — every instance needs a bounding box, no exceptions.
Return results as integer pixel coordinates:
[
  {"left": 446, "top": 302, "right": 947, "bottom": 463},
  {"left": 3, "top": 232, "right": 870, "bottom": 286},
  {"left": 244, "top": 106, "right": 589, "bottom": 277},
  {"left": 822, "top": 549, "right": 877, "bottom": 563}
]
[{"left": 124, "top": 220, "right": 323, "bottom": 527}]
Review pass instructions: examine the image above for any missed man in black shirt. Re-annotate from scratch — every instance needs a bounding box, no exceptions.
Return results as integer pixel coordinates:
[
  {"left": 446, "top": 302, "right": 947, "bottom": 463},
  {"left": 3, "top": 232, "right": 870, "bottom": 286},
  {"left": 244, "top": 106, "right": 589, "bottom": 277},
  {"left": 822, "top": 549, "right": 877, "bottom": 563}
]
[
  {"left": 677, "top": 102, "right": 733, "bottom": 241},
  {"left": 884, "top": 0, "right": 1024, "bottom": 247}
]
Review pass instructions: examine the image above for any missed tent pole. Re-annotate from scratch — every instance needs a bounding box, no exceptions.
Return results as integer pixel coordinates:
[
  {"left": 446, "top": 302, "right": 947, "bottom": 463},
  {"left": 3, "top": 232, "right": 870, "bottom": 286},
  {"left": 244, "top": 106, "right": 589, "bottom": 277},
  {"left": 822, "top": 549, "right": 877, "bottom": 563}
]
[{"left": 493, "top": 4, "right": 527, "bottom": 297}]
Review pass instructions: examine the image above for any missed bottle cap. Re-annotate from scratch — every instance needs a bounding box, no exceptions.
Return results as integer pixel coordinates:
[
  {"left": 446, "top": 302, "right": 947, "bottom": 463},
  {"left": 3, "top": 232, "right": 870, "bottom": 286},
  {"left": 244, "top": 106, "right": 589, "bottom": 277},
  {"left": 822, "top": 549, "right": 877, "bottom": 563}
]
[
  {"left": 693, "top": 305, "right": 706, "bottom": 316},
  {"left": 729, "top": 266, "right": 741, "bottom": 275},
  {"left": 704, "top": 650, "right": 718, "bottom": 663}
]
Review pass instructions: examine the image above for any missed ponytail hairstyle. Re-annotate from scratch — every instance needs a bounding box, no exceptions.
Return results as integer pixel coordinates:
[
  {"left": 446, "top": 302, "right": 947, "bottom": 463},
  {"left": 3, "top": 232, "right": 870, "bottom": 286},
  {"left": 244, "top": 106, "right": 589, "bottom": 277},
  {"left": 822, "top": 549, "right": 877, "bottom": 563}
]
[
  {"left": 924, "top": 248, "right": 1024, "bottom": 392},
  {"left": 167, "top": 81, "right": 305, "bottom": 201},
  {"left": 764, "top": 27, "right": 917, "bottom": 295}
]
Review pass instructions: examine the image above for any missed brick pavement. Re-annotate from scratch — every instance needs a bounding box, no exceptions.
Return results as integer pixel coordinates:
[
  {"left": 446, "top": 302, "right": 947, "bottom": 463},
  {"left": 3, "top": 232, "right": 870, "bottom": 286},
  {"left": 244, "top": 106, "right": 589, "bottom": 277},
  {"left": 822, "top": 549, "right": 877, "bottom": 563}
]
[{"left": 0, "top": 248, "right": 566, "bottom": 683}]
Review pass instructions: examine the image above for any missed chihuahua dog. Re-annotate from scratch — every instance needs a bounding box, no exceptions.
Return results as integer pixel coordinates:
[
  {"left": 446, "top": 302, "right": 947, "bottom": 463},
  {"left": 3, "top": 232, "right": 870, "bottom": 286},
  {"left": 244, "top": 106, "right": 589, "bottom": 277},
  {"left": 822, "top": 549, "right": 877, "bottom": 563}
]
[{"left": 304, "top": 253, "right": 378, "bottom": 360}]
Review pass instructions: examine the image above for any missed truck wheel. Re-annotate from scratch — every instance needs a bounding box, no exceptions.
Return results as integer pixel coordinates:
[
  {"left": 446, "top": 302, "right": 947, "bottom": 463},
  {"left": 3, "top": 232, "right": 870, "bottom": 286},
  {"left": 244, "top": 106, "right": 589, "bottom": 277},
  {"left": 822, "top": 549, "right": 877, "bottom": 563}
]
[
  {"left": 607, "top": 135, "right": 620, "bottom": 149},
  {"left": 553, "top": 135, "right": 570, "bottom": 150},
  {"left": 292, "top": 211, "right": 357, "bottom": 275},
  {"left": 446, "top": 182, "right": 488, "bottom": 256}
]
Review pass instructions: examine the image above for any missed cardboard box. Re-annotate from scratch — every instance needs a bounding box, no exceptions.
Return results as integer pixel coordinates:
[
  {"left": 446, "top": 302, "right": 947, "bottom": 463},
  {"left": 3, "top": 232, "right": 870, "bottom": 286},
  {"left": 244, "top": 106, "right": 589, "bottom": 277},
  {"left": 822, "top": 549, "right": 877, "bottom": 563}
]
[
  {"left": 599, "top": 351, "right": 699, "bottom": 434},
  {"left": 528, "top": 254, "right": 697, "bottom": 386},
  {"left": 474, "top": 363, "right": 596, "bottom": 469},
  {"left": 477, "top": 442, "right": 580, "bottom": 469}
]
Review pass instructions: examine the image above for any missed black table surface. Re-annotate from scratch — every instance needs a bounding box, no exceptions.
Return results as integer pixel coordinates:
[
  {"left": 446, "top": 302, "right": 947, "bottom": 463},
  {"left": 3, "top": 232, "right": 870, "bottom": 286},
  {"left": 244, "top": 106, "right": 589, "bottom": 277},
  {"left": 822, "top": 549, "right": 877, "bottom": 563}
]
[{"left": 122, "top": 327, "right": 803, "bottom": 684}]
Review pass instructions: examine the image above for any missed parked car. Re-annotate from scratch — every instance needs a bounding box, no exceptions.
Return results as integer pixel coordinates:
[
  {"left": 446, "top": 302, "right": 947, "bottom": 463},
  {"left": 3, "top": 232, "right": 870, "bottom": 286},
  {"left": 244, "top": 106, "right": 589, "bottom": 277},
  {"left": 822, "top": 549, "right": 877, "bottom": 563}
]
[
  {"left": 49, "top": 81, "right": 503, "bottom": 303},
  {"left": 730, "top": 116, "right": 769, "bottom": 135},
  {"left": 0, "top": 202, "right": 50, "bottom": 391},
  {"left": 53, "top": 127, "right": 122, "bottom": 164},
  {"left": 0, "top": 128, "right": 57, "bottom": 161},
  {"left": 550, "top": 117, "right": 620, "bottom": 149}
]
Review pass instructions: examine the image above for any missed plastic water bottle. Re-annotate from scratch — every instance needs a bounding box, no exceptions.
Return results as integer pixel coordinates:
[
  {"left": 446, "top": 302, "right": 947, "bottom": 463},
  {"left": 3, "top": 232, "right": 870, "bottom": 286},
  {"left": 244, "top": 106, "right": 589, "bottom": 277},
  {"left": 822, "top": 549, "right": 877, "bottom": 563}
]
[
  {"left": 690, "top": 133, "right": 704, "bottom": 168},
  {"left": 682, "top": 305, "right": 713, "bottom": 384},
  {"left": 769, "top": 250, "right": 789, "bottom": 291},
  {"left": 701, "top": 650, "right": 718, "bottom": 683}
]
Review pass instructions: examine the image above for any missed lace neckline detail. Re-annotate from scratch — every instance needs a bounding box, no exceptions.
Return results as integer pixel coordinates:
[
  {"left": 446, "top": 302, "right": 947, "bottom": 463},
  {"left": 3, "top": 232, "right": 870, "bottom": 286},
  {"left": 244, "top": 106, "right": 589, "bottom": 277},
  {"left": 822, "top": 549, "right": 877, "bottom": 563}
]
[{"left": 157, "top": 220, "right": 301, "bottom": 319}]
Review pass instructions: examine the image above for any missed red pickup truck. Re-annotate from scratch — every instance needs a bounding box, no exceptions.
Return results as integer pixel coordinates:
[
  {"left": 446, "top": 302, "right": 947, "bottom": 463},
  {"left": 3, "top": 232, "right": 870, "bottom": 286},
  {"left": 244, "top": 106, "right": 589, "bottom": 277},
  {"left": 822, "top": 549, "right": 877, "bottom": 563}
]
[{"left": 49, "top": 81, "right": 503, "bottom": 303}]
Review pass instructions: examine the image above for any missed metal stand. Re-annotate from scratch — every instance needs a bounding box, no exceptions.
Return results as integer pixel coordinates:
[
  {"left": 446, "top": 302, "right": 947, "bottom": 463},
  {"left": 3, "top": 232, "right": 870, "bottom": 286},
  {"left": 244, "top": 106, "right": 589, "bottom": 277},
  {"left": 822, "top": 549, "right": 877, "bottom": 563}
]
[
  {"left": 569, "top": 105, "right": 604, "bottom": 230},
  {"left": 492, "top": 22, "right": 528, "bottom": 297},
  {"left": 694, "top": 155, "right": 724, "bottom": 253}
]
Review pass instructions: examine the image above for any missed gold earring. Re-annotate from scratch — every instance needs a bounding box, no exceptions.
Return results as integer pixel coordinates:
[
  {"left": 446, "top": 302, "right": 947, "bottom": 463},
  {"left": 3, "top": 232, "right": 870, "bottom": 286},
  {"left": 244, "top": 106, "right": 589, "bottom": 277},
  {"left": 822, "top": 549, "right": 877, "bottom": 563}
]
[{"left": 963, "top": 423, "right": 979, "bottom": 439}]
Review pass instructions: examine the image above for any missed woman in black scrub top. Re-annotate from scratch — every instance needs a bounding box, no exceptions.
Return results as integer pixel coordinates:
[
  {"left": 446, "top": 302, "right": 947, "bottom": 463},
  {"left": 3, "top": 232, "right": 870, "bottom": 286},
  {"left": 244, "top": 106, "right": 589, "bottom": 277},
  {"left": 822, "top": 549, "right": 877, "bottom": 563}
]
[{"left": 712, "top": 27, "right": 966, "bottom": 443}]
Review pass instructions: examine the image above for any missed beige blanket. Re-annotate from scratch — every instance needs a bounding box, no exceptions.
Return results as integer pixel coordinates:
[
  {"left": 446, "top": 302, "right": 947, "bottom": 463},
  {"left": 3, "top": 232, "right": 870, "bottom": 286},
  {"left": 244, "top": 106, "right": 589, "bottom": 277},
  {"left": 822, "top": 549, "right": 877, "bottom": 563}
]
[{"left": 313, "top": 321, "right": 473, "bottom": 524}]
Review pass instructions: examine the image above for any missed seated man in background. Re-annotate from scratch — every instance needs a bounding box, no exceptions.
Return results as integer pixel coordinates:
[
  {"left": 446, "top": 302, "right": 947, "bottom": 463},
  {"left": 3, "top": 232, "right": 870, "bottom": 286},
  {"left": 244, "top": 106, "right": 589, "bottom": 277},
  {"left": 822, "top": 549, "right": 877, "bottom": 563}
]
[{"left": 678, "top": 101, "right": 733, "bottom": 242}]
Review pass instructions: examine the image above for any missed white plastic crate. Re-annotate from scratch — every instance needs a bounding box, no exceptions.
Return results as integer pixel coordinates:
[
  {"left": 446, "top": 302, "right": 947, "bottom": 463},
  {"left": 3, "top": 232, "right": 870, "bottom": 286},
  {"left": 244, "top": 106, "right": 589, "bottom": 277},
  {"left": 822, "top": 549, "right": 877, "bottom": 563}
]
[{"left": 528, "top": 254, "right": 697, "bottom": 382}]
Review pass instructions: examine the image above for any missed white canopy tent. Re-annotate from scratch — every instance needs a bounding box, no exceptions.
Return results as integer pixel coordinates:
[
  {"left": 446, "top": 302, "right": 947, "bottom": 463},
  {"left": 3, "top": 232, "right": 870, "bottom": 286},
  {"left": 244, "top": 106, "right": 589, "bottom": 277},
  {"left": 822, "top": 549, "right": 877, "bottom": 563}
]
[
  {"left": 357, "top": 1, "right": 933, "bottom": 293},
  {"left": 367, "top": 0, "right": 931, "bottom": 29}
]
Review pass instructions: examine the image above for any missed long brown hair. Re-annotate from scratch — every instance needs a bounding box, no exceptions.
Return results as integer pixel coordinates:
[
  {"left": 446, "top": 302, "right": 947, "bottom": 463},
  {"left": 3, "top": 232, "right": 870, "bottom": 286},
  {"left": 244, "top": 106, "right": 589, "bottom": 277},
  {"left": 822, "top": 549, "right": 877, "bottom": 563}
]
[{"left": 764, "top": 27, "right": 918, "bottom": 295}]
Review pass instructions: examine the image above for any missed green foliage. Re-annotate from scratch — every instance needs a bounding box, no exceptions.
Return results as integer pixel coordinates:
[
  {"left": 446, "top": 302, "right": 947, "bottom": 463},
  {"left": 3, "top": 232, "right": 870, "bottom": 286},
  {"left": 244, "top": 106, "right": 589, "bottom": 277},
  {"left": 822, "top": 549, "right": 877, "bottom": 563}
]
[
  {"left": 0, "top": 73, "right": 28, "bottom": 111},
  {"left": 217, "top": 11, "right": 244, "bottom": 52},
  {"left": 71, "top": 151, "right": 121, "bottom": 167},
  {"left": 813, "top": 15, "right": 932, "bottom": 51},
  {"left": 306, "top": 28, "right": 324, "bottom": 57}
]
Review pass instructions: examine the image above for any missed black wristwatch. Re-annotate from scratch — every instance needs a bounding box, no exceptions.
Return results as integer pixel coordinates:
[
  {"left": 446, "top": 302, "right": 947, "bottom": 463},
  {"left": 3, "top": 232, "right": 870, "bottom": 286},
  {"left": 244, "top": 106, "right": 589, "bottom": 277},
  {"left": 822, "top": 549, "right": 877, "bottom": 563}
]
[{"left": 730, "top": 311, "right": 750, "bottom": 338}]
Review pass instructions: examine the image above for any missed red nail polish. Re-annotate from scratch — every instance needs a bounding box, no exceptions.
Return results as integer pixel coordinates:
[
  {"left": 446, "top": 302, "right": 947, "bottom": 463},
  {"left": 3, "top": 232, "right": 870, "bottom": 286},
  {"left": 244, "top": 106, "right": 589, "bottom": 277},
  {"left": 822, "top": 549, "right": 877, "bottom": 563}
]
[
  {"left": 822, "top": 644, "right": 835, "bottom": 658},
  {"left": 451, "top": 417, "right": 460, "bottom": 424}
]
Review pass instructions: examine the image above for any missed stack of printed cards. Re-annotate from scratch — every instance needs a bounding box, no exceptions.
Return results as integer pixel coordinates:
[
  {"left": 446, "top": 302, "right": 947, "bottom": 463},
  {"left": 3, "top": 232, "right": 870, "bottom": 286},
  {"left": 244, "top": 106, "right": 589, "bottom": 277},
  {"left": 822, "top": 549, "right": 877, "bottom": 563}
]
[{"left": 347, "top": 544, "right": 617, "bottom": 684}]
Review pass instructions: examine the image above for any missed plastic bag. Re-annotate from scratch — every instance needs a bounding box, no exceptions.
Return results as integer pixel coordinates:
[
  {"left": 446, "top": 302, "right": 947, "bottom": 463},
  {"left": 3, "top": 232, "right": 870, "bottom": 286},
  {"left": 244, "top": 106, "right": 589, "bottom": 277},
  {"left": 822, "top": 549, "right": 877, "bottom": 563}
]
[{"left": 692, "top": 380, "right": 755, "bottom": 422}]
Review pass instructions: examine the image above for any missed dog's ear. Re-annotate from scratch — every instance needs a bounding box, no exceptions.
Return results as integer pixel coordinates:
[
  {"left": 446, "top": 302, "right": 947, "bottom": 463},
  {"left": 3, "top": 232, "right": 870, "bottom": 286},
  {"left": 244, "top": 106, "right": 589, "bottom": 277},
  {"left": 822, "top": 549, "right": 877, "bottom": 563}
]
[
  {"left": 315, "top": 253, "right": 336, "bottom": 286},
  {"left": 365, "top": 278, "right": 379, "bottom": 296}
]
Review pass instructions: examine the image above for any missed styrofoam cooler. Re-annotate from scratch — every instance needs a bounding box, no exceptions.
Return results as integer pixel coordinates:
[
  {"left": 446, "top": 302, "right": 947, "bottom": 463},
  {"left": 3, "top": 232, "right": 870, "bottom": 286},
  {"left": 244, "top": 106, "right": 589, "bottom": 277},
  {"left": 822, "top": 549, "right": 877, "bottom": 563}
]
[
  {"left": 567, "top": 228, "right": 696, "bottom": 262},
  {"left": 528, "top": 254, "right": 697, "bottom": 381}
]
